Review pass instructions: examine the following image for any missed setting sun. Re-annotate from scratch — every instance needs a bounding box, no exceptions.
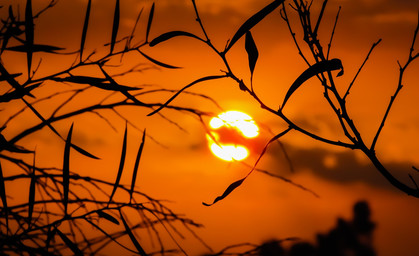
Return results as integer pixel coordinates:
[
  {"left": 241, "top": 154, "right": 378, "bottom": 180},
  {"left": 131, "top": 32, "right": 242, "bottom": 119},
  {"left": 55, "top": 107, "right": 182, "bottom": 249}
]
[{"left": 207, "top": 111, "right": 259, "bottom": 161}]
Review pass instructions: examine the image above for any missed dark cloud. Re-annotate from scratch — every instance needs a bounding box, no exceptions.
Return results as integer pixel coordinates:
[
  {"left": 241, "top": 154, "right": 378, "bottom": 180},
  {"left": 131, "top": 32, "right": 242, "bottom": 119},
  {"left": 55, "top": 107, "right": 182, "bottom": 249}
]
[{"left": 269, "top": 143, "right": 417, "bottom": 191}]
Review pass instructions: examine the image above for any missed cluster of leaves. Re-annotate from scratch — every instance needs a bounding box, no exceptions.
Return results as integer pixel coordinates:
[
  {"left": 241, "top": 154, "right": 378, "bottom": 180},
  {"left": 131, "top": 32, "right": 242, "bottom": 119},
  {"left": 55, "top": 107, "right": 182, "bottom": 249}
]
[
  {"left": 0, "top": 0, "right": 213, "bottom": 254},
  {"left": 147, "top": 0, "right": 419, "bottom": 204}
]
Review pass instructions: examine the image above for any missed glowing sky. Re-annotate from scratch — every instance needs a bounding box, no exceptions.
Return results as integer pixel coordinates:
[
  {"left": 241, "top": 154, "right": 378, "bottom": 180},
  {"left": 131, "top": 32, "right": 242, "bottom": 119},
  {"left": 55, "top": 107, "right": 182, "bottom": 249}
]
[{"left": 1, "top": 0, "right": 419, "bottom": 255}]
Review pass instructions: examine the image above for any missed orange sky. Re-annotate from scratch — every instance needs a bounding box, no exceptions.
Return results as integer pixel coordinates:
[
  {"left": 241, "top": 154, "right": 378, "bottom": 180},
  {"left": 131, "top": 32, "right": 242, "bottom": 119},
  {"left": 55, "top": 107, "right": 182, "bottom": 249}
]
[{"left": 1, "top": 0, "right": 419, "bottom": 255}]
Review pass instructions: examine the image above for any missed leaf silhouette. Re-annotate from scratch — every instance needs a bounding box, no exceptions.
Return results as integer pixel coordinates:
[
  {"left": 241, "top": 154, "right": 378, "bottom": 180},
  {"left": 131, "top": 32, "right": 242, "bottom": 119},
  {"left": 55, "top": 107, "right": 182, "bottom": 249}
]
[
  {"left": 281, "top": 58, "right": 344, "bottom": 109},
  {"left": 51, "top": 76, "right": 141, "bottom": 91},
  {"left": 147, "top": 74, "right": 226, "bottom": 116},
  {"left": 28, "top": 156, "right": 36, "bottom": 226},
  {"left": 130, "top": 129, "right": 146, "bottom": 200},
  {"left": 149, "top": 31, "right": 203, "bottom": 46},
  {"left": 126, "top": 7, "right": 143, "bottom": 48},
  {"left": 70, "top": 143, "right": 100, "bottom": 160},
  {"left": 119, "top": 210, "right": 148, "bottom": 256},
  {"left": 224, "top": 0, "right": 284, "bottom": 53},
  {"left": 63, "top": 123, "right": 73, "bottom": 215},
  {"left": 97, "top": 210, "right": 119, "bottom": 225},
  {"left": 80, "top": 0, "right": 91, "bottom": 61},
  {"left": 203, "top": 178, "right": 245, "bottom": 206},
  {"left": 137, "top": 49, "right": 180, "bottom": 69},
  {"left": 7, "top": 44, "right": 64, "bottom": 53},
  {"left": 0, "top": 161, "right": 8, "bottom": 230},
  {"left": 145, "top": 3, "right": 155, "bottom": 43},
  {"left": 108, "top": 124, "right": 127, "bottom": 205},
  {"left": 25, "top": 0, "right": 34, "bottom": 77},
  {"left": 56, "top": 228, "right": 83, "bottom": 255},
  {"left": 110, "top": 0, "right": 120, "bottom": 54},
  {"left": 245, "top": 31, "right": 258, "bottom": 83},
  {"left": 0, "top": 62, "right": 33, "bottom": 97}
]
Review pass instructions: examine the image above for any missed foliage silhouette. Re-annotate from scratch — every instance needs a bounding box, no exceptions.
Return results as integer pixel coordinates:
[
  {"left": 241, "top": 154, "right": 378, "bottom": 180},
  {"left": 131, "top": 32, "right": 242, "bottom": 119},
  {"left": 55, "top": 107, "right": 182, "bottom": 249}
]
[
  {"left": 0, "top": 0, "right": 213, "bottom": 254},
  {"left": 205, "top": 201, "right": 376, "bottom": 256},
  {"left": 148, "top": 0, "right": 419, "bottom": 204}
]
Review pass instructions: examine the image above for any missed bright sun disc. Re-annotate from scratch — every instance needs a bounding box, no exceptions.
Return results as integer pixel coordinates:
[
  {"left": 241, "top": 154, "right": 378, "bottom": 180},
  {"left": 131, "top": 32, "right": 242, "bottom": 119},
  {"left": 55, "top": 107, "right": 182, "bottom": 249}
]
[{"left": 207, "top": 110, "right": 259, "bottom": 161}]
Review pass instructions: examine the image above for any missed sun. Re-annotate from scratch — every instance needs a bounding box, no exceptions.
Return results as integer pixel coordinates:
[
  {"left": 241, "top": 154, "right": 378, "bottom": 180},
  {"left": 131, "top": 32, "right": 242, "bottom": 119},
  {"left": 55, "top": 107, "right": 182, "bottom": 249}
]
[{"left": 207, "top": 110, "right": 259, "bottom": 161}]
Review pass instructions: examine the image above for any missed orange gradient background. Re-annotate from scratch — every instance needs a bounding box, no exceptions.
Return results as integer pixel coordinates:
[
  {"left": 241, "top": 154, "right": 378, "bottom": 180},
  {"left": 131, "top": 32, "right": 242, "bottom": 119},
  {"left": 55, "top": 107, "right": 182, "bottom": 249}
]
[{"left": 1, "top": 0, "right": 419, "bottom": 255}]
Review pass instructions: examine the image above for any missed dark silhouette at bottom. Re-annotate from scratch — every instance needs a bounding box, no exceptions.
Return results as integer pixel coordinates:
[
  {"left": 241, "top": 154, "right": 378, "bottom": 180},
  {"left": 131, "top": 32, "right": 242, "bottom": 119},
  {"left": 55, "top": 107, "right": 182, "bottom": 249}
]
[{"left": 260, "top": 200, "right": 376, "bottom": 256}]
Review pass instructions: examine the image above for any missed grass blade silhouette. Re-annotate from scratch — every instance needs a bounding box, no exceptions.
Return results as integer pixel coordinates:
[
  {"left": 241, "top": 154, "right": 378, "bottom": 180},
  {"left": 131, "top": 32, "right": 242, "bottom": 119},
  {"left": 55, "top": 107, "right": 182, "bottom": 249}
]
[
  {"left": 110, "top": 0, "right": 120, "bottom": 54},
  {"left": 245, "top": 31, "right": 258, "bottom": 85},
  {"left": 145, "top": 3, "right": 155, "bottom": 43},
  {"left": 224, "top": 0, "right": 284, "bottom": 53},
  {"left": 281, "top": 58, "right": 343, "bottom": 110},
  {"left": 119, "top": 210, "right": 148, "bottom": 256},
  {"left": 108, "top": 124, "right": 127, "bottom": 205},
  {"left": 97, "top": 210, "right": 120, "bottom": 225},
  {"left": 28, "top": 155, "right": 36, "bottom": 226},
  {"left": 137, "top": 49, "right": 180, "bottom": 69},
  {"left": 203, "top": 178, "right": 245, "bottom": 206},
  {"left": 130, "top": 129, "right": 146, "bottom": 201},
  {"left": 63, "top": 123, "right": 74, "bottom": 215},
  {"left": 80, "top": 0, "right": 91, "bottom": 61},
  {"left": 56, "top": 228, "right": 83, "bottom": 255},
  {"left": 25, "top": 0, "right": 34, "bottom": 78},
  {"left": 149, "top": 31, "right": 204, "bottom": 46},
  {"left": 0, "top": 161, "right": 8, "bottom": 230}
]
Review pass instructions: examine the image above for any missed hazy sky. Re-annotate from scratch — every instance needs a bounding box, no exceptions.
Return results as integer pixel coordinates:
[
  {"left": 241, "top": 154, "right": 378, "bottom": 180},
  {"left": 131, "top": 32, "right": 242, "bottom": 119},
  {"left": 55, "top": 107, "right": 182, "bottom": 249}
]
[{"left": 2, "top": 0, "right": 419, "bottom": 255}]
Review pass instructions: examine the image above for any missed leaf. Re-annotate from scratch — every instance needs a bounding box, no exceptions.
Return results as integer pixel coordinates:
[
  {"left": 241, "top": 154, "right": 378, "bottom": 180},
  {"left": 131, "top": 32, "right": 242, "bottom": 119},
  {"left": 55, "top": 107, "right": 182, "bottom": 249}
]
[
  {"left": 137, "top": 49, "right": 180, "bottom": 69},
  {"left": 56, "top": 228, "right": 83, "bottom": 255},
  {"left": 108, "top": 124, "right": 127, "bottom": 205},
  {"left": 0, "top": 62, "right": 33, "bottom": 97},
  {"left": 71, "top": 143, "right": 100, "bottom": 160},
  {"left": 149, "top": 31, "right": 203, "bottom": 46},
  {"left": 147, "top": 74, "right": 226, "bottom": 116},
  {"left": 130, "top": 129, "right": 146, "bottom": 200},
  {"left": 110, "top": 0, "right": 120, "bottom": 54},
  {"left": 25, "top": 0, "right": 34, "bottom": 77},
  {"left": 63, "top": 123, "right": 73, "bottom": 215},
  {"left": 119, "top": 210, "right": 148, "bottom": 256},
  {"left": 7, "top": 44, "right": 64, "bottom": 53},
  {"left": 0, "top": 161, "right": 8, "bottom": 230},
  {"left": 281, "top": 58, "right": 344, "bottom": 109},
  {"left": 126, "top": 7, "right": 143, "bottom": 48},
  {"left": 245, "top": 31, "right": 258, "bottom": 82},
  {"left": 51, "top": 76, "right": 141, "bottom": 91},
  {"left": 145, "top": 3, "right": 155, "bottom": 43},
  {"left": 203, "top": 178, "right": 245, "bottom": 206},
  {"left": 80, "top": 0, "right": 91, "bottom": 61},
  {"left": 97, "top": 210, "right": 119, "bottom": 225},
  {"left": 28, "top": 155, "right": 36, "bottom": 226},
  {"left": 224, "top": 0, "right": 284, "bottom": 53}
]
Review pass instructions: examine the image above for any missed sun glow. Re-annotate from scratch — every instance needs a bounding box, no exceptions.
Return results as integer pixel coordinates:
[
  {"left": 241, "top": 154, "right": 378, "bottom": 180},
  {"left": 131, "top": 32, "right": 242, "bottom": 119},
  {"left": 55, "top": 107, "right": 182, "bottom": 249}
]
[{"left": 207, "top": 110, "right": 259, "bottom": 161}]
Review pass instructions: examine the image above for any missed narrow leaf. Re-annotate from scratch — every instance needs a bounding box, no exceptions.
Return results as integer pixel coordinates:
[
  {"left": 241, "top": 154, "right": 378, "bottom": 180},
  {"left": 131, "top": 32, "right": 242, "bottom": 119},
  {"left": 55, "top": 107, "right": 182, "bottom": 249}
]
[
  {"left": 203, "top": 178, "right": 245, "bottom": 206},
  {"left": 71, "top": 143, "right": 99, "bottom": 160},
  {"left": 147, "top": 75, "right": 226, "bottom": 116},
  {"left": 63, "top": 123, "right": 74, "bottom": 215},
  {"left": 145, "top": 3, "right": 155, "bottom": 43},
  {"left": 119, "top": 210, "right": 148, "bottom": 256},
  {"left": 51, "top": 76, "right": 141, "bottom": 91},
  {"left": 126, "top": 7, "right": 143, "bottom": 48},
  {"left": 245, "top": 31, "right": 258, "bottom": 82},
  {"left": 56, "top": 228, "right": 83, "bottom": 255},
  {"left": 108, "top": 124, "right": 127, "bottom": 205},
  {"left": 28, "top": 155, "right": 36, "bottom": 226},
  {"left": 225, "top": 0, "right": 284, "bottom": 53},
  {"left": 149, "top": 31, "right": 203, "bottom": 46},
  {"left": 25, "top": 0, "right": 34, "bottom": 77},
  {"left": 110, "top": 0, "right": 120, "bottom": 54},
  {"left": 281, "top": 58, "right": 343, "bottom": 109},
  {"left": 0, "top": 161, "right": 8, "bottom": 230},
  {"left": 0, "top": 62, "right": 33, "bottom": 97},
  {"left": 130, "top": 129, "right": 146, "bottom": 200},
  {"left": 137, "top": 49, "right": 180, "bottom": 69},
  {"left": 7, "top": 44, "right": 64, "bottom": 53},
  {"left": 80, "top": 0, "right": 91, "bottom": 61},
  {"left": 97, "top": 210, "right": 119, "bottom": 225}
]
